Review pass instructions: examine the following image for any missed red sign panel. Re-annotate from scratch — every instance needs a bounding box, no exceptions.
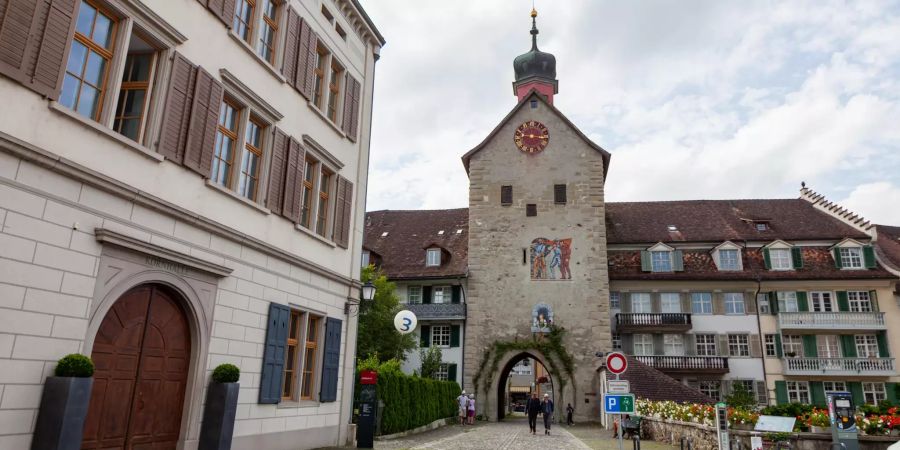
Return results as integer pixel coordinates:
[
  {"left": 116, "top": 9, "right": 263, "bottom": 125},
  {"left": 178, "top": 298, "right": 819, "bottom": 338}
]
[
  {"left": 606, "top": 352, "right": 628, "bottom": 374},
  {"left": 360, "top": 370, "right": 378, "bottom": 385}
]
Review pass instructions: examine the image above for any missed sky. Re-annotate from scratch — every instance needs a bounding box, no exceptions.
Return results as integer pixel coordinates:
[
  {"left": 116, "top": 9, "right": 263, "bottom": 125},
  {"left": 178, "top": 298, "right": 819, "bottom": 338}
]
[{"left": 360, "top": 1, "right": 900, "bottom": 225}]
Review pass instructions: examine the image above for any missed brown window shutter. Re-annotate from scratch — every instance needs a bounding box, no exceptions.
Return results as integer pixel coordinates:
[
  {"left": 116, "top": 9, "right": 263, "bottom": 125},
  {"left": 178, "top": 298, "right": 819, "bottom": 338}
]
[
  {"left": 183, "top": 68, "right": 224, "bottom": 177},
  {"left": 0, "top": 0, "right": 78, "bottom": 99},
  {"left": 342, "top": 75, "right": 361, "bottom": 140},
  {"left": 554, "top": 184, "right": 567, "bottom": 204},
  {"left": 500, "top": 185, "right": 513, "bottom": 205},
  {"left": 331, "top": 176, "right": 347, "bottom": 244},
  {"left": 333, "top": 176, "right": 353, "bottom": 249},
  {"left": 205, "top": 0, "right": 236, "bottom": 28},
  {"left": 266, "top": 128, "right": 289, "bottom": 216},
  {"left": 158, "top": 52, "right": 197, "bottom": 163},
  {"left": 281, "top": 138, "right": 305, "bottom": 222},
  {"left": 341, "top": 73, "right": 353, "bottom": 135},
  {"left": 297, "top": 24, "right": 317, "bottom": 99},
  {"left": 281, "top": 8, "right": 301, "bottom": 86}
]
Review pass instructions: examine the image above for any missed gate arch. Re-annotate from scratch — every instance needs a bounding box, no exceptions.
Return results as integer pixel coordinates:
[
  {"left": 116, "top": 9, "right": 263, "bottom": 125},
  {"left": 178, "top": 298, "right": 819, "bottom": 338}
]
[{"left": 482, "top": 349, "right": 566, "bottom": 422}]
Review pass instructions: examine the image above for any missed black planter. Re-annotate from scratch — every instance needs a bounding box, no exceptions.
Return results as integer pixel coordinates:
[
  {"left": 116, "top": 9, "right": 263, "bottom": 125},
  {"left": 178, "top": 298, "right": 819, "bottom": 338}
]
[
  {"left": 31, "top": 377, "right": 93, "bottom": 450},
  {"left": 199, "top": 382, "right": 240, "bottom": 450}
]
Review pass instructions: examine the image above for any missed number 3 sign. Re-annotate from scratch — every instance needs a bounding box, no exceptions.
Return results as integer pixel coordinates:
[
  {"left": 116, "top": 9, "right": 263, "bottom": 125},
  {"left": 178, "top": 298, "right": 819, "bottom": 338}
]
[{"left": 393, "top": 310, "right": 418, "bottom": 334}]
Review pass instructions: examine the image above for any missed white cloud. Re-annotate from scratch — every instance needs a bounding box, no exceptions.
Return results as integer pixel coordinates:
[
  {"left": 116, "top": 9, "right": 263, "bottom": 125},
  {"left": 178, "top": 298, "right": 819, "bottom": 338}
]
[{"left": 839, "top": 182, "right": 900, "bottom": 224}]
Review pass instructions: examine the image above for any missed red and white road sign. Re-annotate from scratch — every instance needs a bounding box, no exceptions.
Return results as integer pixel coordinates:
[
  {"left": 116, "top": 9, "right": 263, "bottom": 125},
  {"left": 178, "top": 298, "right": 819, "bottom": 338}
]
[{"left": 606, "top": 352, "right": 628, "bottom": 374}]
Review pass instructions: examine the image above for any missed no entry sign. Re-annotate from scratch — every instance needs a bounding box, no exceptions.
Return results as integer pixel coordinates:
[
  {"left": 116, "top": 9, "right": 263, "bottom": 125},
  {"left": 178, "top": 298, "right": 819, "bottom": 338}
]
[{"left": 606, "top": 352, "right": 628, "bottom": 375}]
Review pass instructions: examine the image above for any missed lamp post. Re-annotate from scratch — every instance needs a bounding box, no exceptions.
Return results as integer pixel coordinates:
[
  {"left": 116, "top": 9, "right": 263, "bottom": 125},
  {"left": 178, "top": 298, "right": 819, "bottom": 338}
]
[
  {"left": 346, "top": 281, "right": 376, "bottom": 316},
  {"left": 354, "top": 280, "right": 377, "bottom": 448}
]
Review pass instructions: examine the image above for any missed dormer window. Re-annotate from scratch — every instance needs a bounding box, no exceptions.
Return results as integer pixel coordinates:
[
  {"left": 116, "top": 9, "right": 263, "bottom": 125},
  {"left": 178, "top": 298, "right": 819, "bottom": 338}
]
[
  {"left": 832, "top": 239, "right": 876, "bottom": 270},
  {"left": 712, "top": 242, "right": 743, "bottom": 271},
  {"left": 769, "top": 249, "right": 792, "bottom": 270},
  {"left": 839, "top": 247, "right": 863, "bottom": 269},
  {"left": 640, "top": 243, "right": 684, "bottom": 273},
  {"left": 756, "top": 223, "right": 769, "bottom": 231},
  {"left": 651, "top": 251, "right": 672, "bottom": 272},
  {"left": 426, "top": 248, "right": 441, "bottom": 267},
  {"left": 763, "top": 241, "right": 802, "bottom": 271}
]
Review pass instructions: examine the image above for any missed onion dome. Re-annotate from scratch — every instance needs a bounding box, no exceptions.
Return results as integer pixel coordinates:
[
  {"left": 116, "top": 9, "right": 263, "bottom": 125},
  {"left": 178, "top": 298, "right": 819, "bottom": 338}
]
[{"left": 513, "top": 9, "right": 557, "bottom": 83}]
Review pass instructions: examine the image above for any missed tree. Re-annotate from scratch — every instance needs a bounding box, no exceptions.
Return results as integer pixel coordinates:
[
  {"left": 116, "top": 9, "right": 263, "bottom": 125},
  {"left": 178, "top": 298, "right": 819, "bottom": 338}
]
[
  {"left": 420, "top": 346, "right": 443, "bottom": 379},
  {"left": 725, "top": 384, "right": 758, "bottom": 410},
  {"left": 357, "top": 265, "right": 417, "bottom": 362}
]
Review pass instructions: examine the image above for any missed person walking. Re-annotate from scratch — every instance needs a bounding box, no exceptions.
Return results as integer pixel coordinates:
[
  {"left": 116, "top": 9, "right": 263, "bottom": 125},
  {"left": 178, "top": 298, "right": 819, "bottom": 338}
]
[
  {"left": 456, "top": 390, "right": 469, "bottom": 425},
  {"left": 525, "top": 392, "right": 541, "bottom": 434},
  {"left": 566, "top": 403, "right": 574, "bottom": 426},
  {"left": 541, "top": 393, "right": 554, "bottom": 435},
  {"left": 467, "top": 394, "right": 476, "bottom": 425}
]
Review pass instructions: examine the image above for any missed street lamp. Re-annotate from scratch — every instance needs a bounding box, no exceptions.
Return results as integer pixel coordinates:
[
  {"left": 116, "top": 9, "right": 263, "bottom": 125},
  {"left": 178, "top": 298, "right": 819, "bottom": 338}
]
[{"left": 345, "top": 281, "right": 376, "bottom": 315}]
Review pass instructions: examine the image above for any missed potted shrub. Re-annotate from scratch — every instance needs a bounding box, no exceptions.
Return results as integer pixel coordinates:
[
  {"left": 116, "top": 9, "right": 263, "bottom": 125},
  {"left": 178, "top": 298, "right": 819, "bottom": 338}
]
[
  {"left": 199, "top": 364, "right": 241, "bottom": 450},
  {"left": 31, "top": 354, "right": 94, "bottom": 450}
]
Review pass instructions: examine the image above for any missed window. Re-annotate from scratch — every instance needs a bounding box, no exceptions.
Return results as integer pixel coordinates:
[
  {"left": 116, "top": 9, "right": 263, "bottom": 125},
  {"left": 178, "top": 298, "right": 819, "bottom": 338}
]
[
  {"left": 407, "top": 286, "right": 422, "bottom": 304},
  {"left": 823, "top": 381, "right": 847, "bottom": 394},
  {"left": 633, "top": 334, "right": 653, "bottom": 356},
  {"left": 811, "top": 292, "right": 834, "bottom": 312},
  {"left": 426, "top": 248, "right": 441, "bottom": 267},
  {"left": 610, "top": 292, "right": 620, "bottom": 309},
  {"left": 112, "top": 40, "right": 157, "bottom": 142},
  {"left": 283, "top": 310, "right": 323, "bottom": 400},
  {"left": 313, "top": 46, "right": 328, "bottom": 109},
  {"left": 755, "top": 222, "right": 769, "bottom": 231},
  {"left": 526, "top": 204, "right": 537, "bottom": 217},
  {"left": 300, "top": 157, "right": 317, "bottom": 228},
  {"left": 733, "top": 380, "right": 755, "bottom": 395},
  {"left": 660, "top": 293, "right": 681, "bottom": 313},
  {"left": 232, "top": 0, "right": 281, "bottom": 64},
  {"left": 431, "top": 325, "right": 451, "bottom": 347},
  {"left": 695, "top": 334, "right": 717, "bottom": 356},
  {"left": 233, "top": 0, "right": 255, "bottom": 43},
  {"left": 786, "top": 381, "right": 810, "bottom": 403},
  {"left": 855, "top": 335, "right": 879, "bottom": 358},
  {"left": 315, "top": 168, "right": 332, "bottom": 236},
  {"left": 256, "top": 0, "right": 279, "bottom": 63},
  {"left": 840, "top": 247, "right": 863, "bottom": 269},
  {"left": 432, "top": 286, "right": 450, "bottom": 304},
  {"left": 500, "top": 185, "right": 513, "bottom": 205},
  {"left": 435, "top": 363, "right": 449, "bottom": 381},
  {"left": 728, "top": 334, "right": 750, "bottom": 357},
  {"left": 848, "top": 291, "right": 872, "bottom": 312},
  {"left": 320, "top": 5, "right": 335, "bottom": 23},
  {"left": 817, "top": 335, "right": 841, "bottom": 358},
  {"left": 757, "top": 294, "right": 770, "bottom": 314},
  {"left": 769, "top": 248, "right": 792, "bottom": 270},
  {"left": 211, "top": 99, "right": 241, "bottom": 187},
  {"left": 777, "top": 292, "right": 799, "bottom": 312},
  {"left": 724, "top": 293, "right": 745, "bottom": 315},
  {"left": 300, "top": 314, "right": 320, "bottom": 399},
  {"left": 691, "top": 293, "right": 713, "bottom": 314},
  {"left": 61, "top": 0, "right": 117, "bottom": 120},
  {"left": 611, "top": 333, "right": 621, "bottom": 350},
  {"left": 326, "top": 60, "right": 344, "bottom": 123},
  {"left": 361, "top": 250, "right": 370, "bottom": 268},
  {"left": 699, "top": 381, "right": 721, "bottom": 401},
  {"left": 863, "top": 382, "right": 886, "bottom": 404},
  {"left": 664, "top": 334, "right": 684, "bottom": 356},
  {"left": 718, "top": 249, "right": 740, "bottom": 270},
  {"left": 237, "top": 117, "right": 264, "bottom": 200},
  {"left": 764, "top": 334, "right": 777, "bottom": 357},
  {"left": 631, "top": 293, "right": 651, "bottom": 313},
  {"left": 782, "top": 335, "right": 803, "bottom": 357},
  {"left": 554, "top": 184, "right": 567, "bottom": 204},
  {"left": 651, "top": 251, "right": 672, "bottom": 272}
]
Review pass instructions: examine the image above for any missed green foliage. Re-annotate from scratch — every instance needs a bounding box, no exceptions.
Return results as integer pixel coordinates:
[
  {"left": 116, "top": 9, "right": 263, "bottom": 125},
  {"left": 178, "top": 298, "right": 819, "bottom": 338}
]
[
  {"left": 859, "top": 400, "right": 896, "bottom": 416},
  {"left": 357, "top": 266, "right": 417, "bottom": 363},
  {"left": 473, "top": 325, "right": 575, "bottom": 397},
  {"left": 211, "top": 363, "right": 240, "bottom": 383},
  {"left": 355, "top": 368, "right": 460, "bottom": 435},
  {"left": 764, "top": 432, "right": 792, "bottom": 442},
  {"left": 761, "top": 403, "right": 815, "bottom": 418},
  {"left": 420, "top": 347, "right": 442, "bottom": 380},
  {"left": 357, "top": 354, "right": 402, "bottom": 374},
  {"left": 54, "top": 354, "right": 94, "bottom": 377},
  {"left": 725, "top": 385, "right": 757, "bottom": 410}
]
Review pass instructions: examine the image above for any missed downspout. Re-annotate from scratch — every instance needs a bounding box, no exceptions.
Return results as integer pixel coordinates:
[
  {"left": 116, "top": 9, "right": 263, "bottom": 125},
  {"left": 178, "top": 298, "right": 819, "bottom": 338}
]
[
  {"left": 458, "top": 272, "right": 468, "bottom": 393},
  {"left": 749, "top": 239, "right": 770, "bottom": 405}
]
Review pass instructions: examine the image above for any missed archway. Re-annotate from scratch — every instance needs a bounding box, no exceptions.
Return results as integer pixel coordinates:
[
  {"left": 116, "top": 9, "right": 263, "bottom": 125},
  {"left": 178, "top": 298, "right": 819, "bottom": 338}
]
[
  {"left": 82, "top": 284, "right": 192, "bottom": 449},
  {"left": 495, "top": 352, "right": 555, "bottom": 421}
]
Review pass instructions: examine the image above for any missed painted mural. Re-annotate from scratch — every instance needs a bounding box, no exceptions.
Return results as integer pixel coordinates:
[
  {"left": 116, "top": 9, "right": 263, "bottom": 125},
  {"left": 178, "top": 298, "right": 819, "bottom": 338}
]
[
  {"left": 531, "top": 303, "right": 554, "bottom": 333},
  {"left": 530, "top": 238, "right": 572, "bottom": 280}
]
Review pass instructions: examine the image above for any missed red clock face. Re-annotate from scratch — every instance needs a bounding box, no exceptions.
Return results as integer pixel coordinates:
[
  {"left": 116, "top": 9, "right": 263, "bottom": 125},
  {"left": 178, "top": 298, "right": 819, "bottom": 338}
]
[{"left": 514, "top": 121, "right": 549, "bottom": 153}]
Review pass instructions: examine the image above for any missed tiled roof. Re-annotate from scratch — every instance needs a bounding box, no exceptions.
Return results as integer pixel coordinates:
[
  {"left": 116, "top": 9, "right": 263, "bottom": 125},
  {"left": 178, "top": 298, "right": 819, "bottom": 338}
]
[
  {"left": 875, "top": 225, "right": 900, "bottom": 273},
  {"left": 405, "top": 303, "right": 467, "bottom": 320},
  {"left": 606, "top": 199, "right": 869, "bottom": 244},
  {"left": 608, "top": 247, "right": 896, "bottom": 281},
  {"left": 364, "top": 209, "right": 468, "bottom": 279},
  {"left": 616, "top": 356, "right": 713, "bottom": 404}
]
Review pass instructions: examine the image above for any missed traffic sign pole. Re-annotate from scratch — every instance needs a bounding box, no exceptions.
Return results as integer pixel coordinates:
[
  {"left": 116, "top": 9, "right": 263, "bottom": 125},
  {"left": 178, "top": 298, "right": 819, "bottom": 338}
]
[{"left": 604, "top": 352, "right": 629, "bottom": 450}]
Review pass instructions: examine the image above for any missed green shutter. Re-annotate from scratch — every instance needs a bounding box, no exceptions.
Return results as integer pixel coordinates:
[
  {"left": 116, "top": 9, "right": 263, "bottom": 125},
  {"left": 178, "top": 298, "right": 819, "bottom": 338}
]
[
  {"left": 447, "top": 364, "right": 458, "bottom": 384},
  {"left": 797, "top": 291, "right": 809, "bottom": 312},
  {"left": 863, "top": 245, "right": 877, "bottom": 268},
  {"left": 763, "top": 248, "right": 772, "bottom": 270},
  {"left": 775, "top": 334, "right": 783, "bottom": 358},
  {"left": 841, "top": 335, "right": 858, "bottom": 358},
  {"left": 422, "top": 286, "right": 432, "bottom": 304},
  {"left": 791, "top": 247, "right": 804, "bottom": 269},
  {"left": 833, "top": 248, "right": 843, "bottom": 269},
  {"left": 803, "top": 335, "right": 818, "bottom": 357},
  {"left": 640, "top": 251, "right": 652, "bottom": 272},
  {"left": 870, "top": 290, "right": 880, "bottom": 312},
  {"left": 837, "top": 291, "right": 849, "bottom": 312},
  {"left": 673, "top": 250, "right": 684, "bottom": 271},
  {"left": 451, "top": 285, "right": 461, "bottom": 304},
  {"left": 450, "top": 325, "right": 461, "bottom": 348},
  {"left": 886, "top": 383, "right": 899, "bottom": 405},
  {"left": 775, "top": 381, "right": 789, "bottom": 404},
  {"left": 768, "top": 292, "right": 779, "bottom": 315},
  {"left": 421, "top": 325, "right": 431, "bottom": 348},
  {"left": 849, "top": 382, "right": 864, "bottom": 406},
  {"left": 810, "top": 381, "right": 826, "bottom": 407},
  {"left": 877, "top": 331, "right": 889, "bottom": 357}
]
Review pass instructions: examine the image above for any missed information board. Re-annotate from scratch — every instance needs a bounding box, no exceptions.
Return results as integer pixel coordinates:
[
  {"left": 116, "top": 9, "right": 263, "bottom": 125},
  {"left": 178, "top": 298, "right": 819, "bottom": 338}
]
[{"left": 603, "top": 394, "right": 635, "bottom": 414}]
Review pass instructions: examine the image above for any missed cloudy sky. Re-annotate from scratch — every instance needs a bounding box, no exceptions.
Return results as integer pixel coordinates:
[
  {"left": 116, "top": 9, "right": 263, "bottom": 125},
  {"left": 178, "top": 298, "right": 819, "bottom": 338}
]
[{"left": 361, "top": 1, "right": 900, "bottom": 224}]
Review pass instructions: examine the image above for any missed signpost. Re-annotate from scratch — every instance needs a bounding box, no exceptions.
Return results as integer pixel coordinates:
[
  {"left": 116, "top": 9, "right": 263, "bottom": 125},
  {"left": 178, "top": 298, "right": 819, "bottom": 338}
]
[
  {"left": 603, "top": 394, "right": 635, "bottom": 414},
  {"left": 607, "top": 380, "right": 630, "bottom": 394},
  {"left": 714, "top": 402, "right": 729, "bottom": 450},
  {"left": 356, "top": 370, "right": 378, "bottom": 448},
  {"left": 603, "top": 352, "right": 630, "bottom": 450}
]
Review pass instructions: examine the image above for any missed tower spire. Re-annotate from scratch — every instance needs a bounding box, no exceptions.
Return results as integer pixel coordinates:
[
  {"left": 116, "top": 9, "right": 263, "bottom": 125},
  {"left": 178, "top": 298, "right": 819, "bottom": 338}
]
[
  {"left": 512, "top": 7, "right": 558, "bottom": 104},
  {"left": 530, "top": 8, "right": 539, "bottom": 51}
]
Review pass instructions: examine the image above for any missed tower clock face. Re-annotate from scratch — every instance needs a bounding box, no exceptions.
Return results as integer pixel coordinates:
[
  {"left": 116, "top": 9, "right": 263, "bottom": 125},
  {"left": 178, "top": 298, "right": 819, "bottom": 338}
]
[{"left": 514, "top": 121, "right": 549, "bottom": 154}]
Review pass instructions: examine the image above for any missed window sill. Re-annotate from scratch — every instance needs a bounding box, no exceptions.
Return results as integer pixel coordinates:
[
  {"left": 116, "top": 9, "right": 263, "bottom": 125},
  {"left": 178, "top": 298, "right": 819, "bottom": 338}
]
[
  {"left": 295, "top": 223, "right": 337, "bottom": 248},
  {"left": 277, "top": 400, "right": 320, "bottom": 409},
  {"left": 307, "top": 101, "right": 348, "bottom": 139},
  {"left": 205, "top": 179, "right": 271, "bottom": 215},
  {"left": 228, "top": 31, "right": 287, "bottom": 84},
  {"left": 48, "top": 101, "right": 164, "bottom": 162}
]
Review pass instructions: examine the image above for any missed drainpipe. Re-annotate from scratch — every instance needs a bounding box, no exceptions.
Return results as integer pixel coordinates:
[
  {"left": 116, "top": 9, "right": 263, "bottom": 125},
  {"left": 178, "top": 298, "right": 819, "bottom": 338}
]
[
  {"left": 458, "top": 274, "right": 467, "bottom": 393},
  {"left": 749, "top": 239, "right": 770, "bottom": 405}
]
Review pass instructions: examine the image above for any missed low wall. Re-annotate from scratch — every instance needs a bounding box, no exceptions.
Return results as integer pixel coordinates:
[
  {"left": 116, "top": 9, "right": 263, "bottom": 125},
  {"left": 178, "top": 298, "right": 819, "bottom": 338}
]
[{"left": 641, "top": 417, "right": 900, "bottom": 450}]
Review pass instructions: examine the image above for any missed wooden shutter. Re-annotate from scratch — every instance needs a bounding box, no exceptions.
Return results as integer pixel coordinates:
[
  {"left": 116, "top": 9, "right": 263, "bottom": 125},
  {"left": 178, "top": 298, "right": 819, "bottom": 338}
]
[
  {"left": 265, "top": 128, "right": 289, "bottom": 215},
  {"left": 796, "top": 291, "right": 809, "bottom": 312},
  {"left": 791, "top": 247, "right": 803, "bottom": 269},
  {"left": 650, "top": 293, "right": 661, "bottom": 314},
  {"left": 774, "top": 334, "right": 783, "bottom": 357},
  {"left": 833, "top": 248, "right": 843, "bottom": 269},
  {"left": 281, "top": 138, "right": 305, "bottom": 222},
  {"left": 0, "top": 0, "right": 78, "bottom": 99},
  {"left": 877, "top": 331, "right": 889, "bottom": 357},
  {"left": 158, "top": 53, "right": 197, "bottom": 163},
  {"left": 755, "top": 381, "right": 768, "bottom": 405},
  {"left": 281, "top": 7, "right": 301, "bottom": 85},
  {"left": 451, "top": 286, "right": 461, "bottom": 304},
  {"left": 673, "top": 250, "right": 684, "bottom": 271},
  {"left": 447, "top": 364, "right": 457, "bottom": 384},
  {"left": 718, "top": 334, "right": 730, "bottom": 356},
  {"left": 774, "top": 381, "right": 788, "bottom": 404},
  {"left": 652, "top": 334, "right": 664, "bottom": 355},
  {"left": 768, "top": 291, "right": 779, "bottom": 314},
  {"left": 450, "top": 325, "right": 460, "bottom": 348},
  {"left": 640, "top": 251, "right": 651, "bottom": 272},
  {"left": 620, "top": 294, "right": 631, "bottom": 313},
  {"left": 526, "top": 203, "right": 537, "bottom": 217},
  {"left": 810, "top": 381, "right": 826, "bottom": 407},
  {"left": 319, "top": 317, "right": 342, "bottom": 402},
  {"left": 684, "top": 334, "right": 696, "bottom": 356},
  {"left": 348, "top": 77, "right": 361, "bottom": 140},
  {"left": 183, "top": 68, "right": 223, "bottom": 177},
  {"left": 332, "top": 176, "right": 353, "bottom": 249},
  {"left": 863, "top": 245, "right": 877, "bottom": 268},
  {"left": 500, "top": 185, "right": 513, "bottom": 205},
  {"left": 886, "top": 383, "right": 899, "bottom": 405},
  {"left": 204, "top": 0, "right": 236, "bottom": 28},
  {"left": 840, "top": 335, "right": 857, "bottom": 358},
  {"left": 712, "top": 293, "right": 725, "bottom": 315},
  {"left": 762, "top": 248, "right": 771, "bottom": 269},
  {"left": 553, "top": 184, "right": 567, "bottom": 204},
  {"left": 297, "top": 21, "right": 317, "bottom": 99},
  {"left": 848, "top": 382, "right": 864, "bottom": 406},
  {"left": 836, "top": 291, "right": 849, "bottom": 312},
  {"left": 341, "top": 73, "right": 355, "bottom": 136},
  {"left": 802, "top": 335, "right": 818, "bottom": 357},
  {"left": 870, "top": 290, "right": 880, "bottom": 312},
  {"left": 420, "top": 325, "right": 430, "bottom": 347},
  {"left": 620, "top": 334, "right": 633, "bottom": 354},
  {"left": 746, "top": 293, "right": 757, "bottom": 314},
  {"left": 749, "top": 334, "right": 762, "bottom": 357},
  {"left": 422, "top": 286, "right": 432, "bottom": 304},
  {"left": 259, "top": 302, "right": 290, "bottom": 404},
  {"left": 680, "top": 293, "right": 691, "bottom": 314}
]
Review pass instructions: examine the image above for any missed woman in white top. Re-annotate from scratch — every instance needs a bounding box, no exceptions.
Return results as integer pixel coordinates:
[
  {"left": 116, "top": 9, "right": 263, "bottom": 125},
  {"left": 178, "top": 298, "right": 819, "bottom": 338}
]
[{"left": 467, "top": 394, "right": 476, "bottom": 425}]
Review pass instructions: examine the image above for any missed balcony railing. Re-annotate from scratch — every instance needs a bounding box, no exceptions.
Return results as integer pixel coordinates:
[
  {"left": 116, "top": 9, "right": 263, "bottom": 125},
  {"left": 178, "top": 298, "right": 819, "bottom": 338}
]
[
  {"left": 782, "top": 357, "right": 895, "bottom": 376},
  {"left": 404, "top": 303, "right": 466, "bottom": 320},
  {"left": 616, "top": 313, "right": 692, "bottom": 332},
  {"left": 778, "top": 312, "right": 886, "bottom": 330},
  {"left": 634, "top": 355, "right": 729, "bottom": 373}
]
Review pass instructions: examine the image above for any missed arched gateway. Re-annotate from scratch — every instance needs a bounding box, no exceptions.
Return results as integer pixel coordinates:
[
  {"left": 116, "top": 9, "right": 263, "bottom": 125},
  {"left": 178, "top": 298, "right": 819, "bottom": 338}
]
[{"left": 493, "top": 351, "right": 556, "bottom": 421}]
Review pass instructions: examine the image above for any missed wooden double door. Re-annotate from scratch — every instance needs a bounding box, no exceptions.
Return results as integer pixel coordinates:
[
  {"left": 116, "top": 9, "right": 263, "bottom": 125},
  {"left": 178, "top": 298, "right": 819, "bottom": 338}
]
[{"left": 82, "top": 284, "right": 192, "bottom": 449}]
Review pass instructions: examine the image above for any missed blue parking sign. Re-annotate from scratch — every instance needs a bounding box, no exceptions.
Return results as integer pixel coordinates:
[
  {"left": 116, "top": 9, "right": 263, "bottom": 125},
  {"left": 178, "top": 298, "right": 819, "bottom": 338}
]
[{"left": 603, "top": 394, "right": 635, "bottom": 414}]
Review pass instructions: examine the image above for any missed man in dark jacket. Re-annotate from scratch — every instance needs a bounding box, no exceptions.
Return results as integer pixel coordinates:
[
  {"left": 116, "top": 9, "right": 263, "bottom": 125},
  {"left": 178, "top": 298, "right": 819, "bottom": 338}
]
[
  {"left": 525, "top": 392, "right": 541, "bottom": 434},
  {"left": 541, "top": 394, "right": 554, "bottom": 435}
]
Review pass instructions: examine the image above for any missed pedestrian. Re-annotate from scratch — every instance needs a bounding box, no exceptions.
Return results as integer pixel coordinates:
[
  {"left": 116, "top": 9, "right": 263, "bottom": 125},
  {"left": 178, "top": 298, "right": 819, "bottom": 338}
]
[
  {"left": 467, "top": 394, "right": 476, "bottom": 425},
  {"left": 525, "top": 392, "right": 541, "bottom": 434},
  {"left": 566, "top": 403, "right": 574, "bottom": 426},
  {"left": 541, "top": 393, "right": 554, "bottom": 435},
  {"left": 456, "top": 390, "right": 469, "bottom": 425}
]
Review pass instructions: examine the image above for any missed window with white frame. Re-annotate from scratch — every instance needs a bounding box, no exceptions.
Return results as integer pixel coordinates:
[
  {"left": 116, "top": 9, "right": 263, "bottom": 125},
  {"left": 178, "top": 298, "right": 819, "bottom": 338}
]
[
  {"left": 764, "top": 334, "right": 777, "bottom": 357},
  {"left": 432, "top": 286, "right": 450, "bottom": 304},
  {"left": 848, "top": 291, "right": 872, "bottom": 312},
  {"left": 823, "top": 381, "right": 847, "bottom": 394},
  {"left": 840, "top": 247, "right": 864, "bottom": 269},
  {"left": 691, "top": 293, "right": 713, "bottom": 314},
  {"left": 361, "top": 250, "right": 370, "bottom": 268},
  {"left": 863, "top": 382, "right": 887, "bottom": 404},
  {"left": 631, "top": 293, "right": 652, "bottom": 313},
  {"left": 733, "top": 380, "right": 754, "bottom": 395},
  {"left": 695, "top": 334, "right": 717, "bottom": 356},
  {"left": 426, "top": 248, "right": 441, "bottom": 267},
  {"left": 777, "top": 292, "right": 799, "bottom": 312},
  {"left": 610, "top": 292, "right": 621, "bottom": 309},
  {"left": 407, "top": 286, "right": 422, "bottom": 304},
  {"left": 855, "top": 335, "right": 879, "bottom": 358},
  {"left": 787, "top": 381, "right": 810, "bottom": 403},
  {"left": 435, "top": 363, "right": 449, "bottom": 381},
  {"left": 757, "top": 294, "right": 770, "bottom": 314},
  {"left": 724, "top": 293, "right": 745, "bottom": 315},
  {"left": 611, "top": 333, "right": 622, "bottom": 350},
  {"left": 782, "top": 335, "right": 803, "bottom": 356},
  {"left": 811, "top": 292, "right": 834, "bottom": 312},
  {"left": 718, "top": 248, "right": 741, "bottom": 270},
  {"left": 699, "top": 381, "right": 721, "bottom": 401},
  {"left": 651, "top": 251, "right": 673, "bottom": 272},
  {"left": 664, "top": 334, "right": 684, "bottom": 356},
  {"left": 728, "top": 334, "right": 750, "bottom": 356},
  {"left": 431, "top": 325, "right": 451, "bottom": 347},
  {"left": 769, "top": 248, "right": 793, "bottom": 270},
  {"left": 660, "top": 293, "right": 681, "bottom": 313},
  {"left": 817, "top": 335, "right": 841, "bottom": 358},
  {"left": 633, "top": 334, "right": 653, "bottom": 356}
]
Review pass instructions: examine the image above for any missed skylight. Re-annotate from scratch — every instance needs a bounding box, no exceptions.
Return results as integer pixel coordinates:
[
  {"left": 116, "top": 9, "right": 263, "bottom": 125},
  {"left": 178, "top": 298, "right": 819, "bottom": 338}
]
[
  {"left": 667, "top": 225, "right": 678, "bottom": 232},
  {"left": 438, "top": 230, "right": 444, "bottom": 235},
  {"left": 456, "top": 229, "right": 463, "bottom": 234},
  {"left": 381, "top": 231, "right": 389, "bottom": 237}
]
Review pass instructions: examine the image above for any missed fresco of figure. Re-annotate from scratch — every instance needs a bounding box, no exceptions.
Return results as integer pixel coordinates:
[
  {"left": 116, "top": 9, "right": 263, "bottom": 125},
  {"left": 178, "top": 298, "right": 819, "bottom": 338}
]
[{"left": 531, "top": 238, "right": 572, "bottom": 280}]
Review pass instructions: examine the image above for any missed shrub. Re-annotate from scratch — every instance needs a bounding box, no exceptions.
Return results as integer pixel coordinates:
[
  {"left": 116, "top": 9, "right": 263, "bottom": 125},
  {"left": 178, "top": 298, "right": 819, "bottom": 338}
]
[
  {"left": 54, "top": 354, "right": 94, "bottom": 377},
  {"left": 724, "top": 385, "right": 757, "bottom": 410},
  {"left": 211, "top": 364, "right": 240, "bottom": 383},
  {"left": 760, "top": 403, "right": 814, "bottom": 418}
]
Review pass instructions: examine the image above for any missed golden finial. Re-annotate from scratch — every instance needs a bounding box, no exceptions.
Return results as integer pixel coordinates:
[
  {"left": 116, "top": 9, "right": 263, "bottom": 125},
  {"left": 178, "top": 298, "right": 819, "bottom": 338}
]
[{"left": 531, "top": 8, "right": 538, "bottom": 18}]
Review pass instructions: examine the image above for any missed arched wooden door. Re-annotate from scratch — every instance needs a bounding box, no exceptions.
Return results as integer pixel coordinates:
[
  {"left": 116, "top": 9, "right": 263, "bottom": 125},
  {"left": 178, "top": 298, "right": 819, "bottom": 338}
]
[{"left": 82, "top": 284, "right": 192, "bottom": 449}]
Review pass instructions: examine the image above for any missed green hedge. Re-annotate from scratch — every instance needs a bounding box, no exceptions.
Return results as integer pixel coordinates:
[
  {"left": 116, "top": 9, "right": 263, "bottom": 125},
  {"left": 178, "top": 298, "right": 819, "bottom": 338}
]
[{"left": 358, "top": 370, "right": 460, "bottom": 435}]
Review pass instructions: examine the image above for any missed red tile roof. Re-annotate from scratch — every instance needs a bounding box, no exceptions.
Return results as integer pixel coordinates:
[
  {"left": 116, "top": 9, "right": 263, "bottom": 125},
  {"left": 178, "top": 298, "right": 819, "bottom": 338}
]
[
  {"left": 615, "top": 356, "right": 714, "bottom": 404},
  {"left": 875, "top": 225, "right": 900, "bottom": 273},
  {"left": 364, "top": 209, "right": 468, "bottom": 280}
]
